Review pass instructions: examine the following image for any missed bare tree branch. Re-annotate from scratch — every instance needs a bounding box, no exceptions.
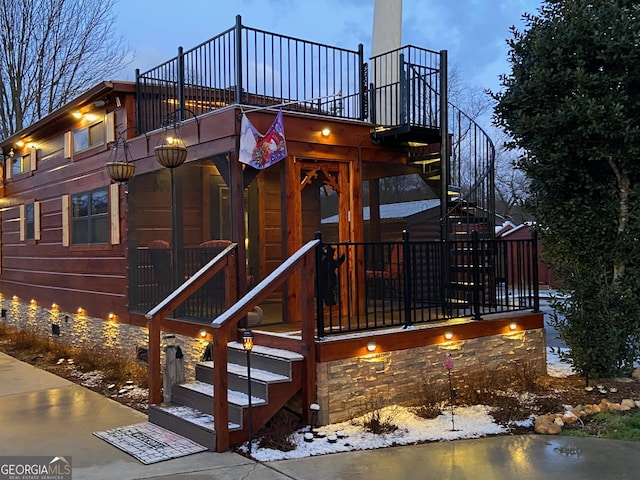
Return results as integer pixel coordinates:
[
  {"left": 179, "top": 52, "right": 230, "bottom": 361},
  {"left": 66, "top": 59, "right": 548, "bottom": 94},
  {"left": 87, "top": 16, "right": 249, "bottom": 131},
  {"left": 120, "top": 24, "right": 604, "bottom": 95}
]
[{"left": 0, "top": 0, "right": 131, "bottom": 137}]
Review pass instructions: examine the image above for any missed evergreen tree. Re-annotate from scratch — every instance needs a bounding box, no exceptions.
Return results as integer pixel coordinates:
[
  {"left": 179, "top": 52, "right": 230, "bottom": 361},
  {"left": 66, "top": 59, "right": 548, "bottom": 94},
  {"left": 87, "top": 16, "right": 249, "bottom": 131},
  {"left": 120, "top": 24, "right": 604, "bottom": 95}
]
[{"left": 493, "top": 0, "right": 640, "bottom": 377}]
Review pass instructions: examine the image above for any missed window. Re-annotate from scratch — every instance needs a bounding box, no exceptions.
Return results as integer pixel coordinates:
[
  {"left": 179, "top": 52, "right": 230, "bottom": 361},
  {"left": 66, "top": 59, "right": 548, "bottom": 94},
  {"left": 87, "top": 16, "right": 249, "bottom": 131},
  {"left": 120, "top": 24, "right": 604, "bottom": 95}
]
[
  {"left": 73, "top": 120, "right": 104, "bottom": 153},
  {"left": 10, "top": 152, "right": 30, "bottom": 176},
  {"left": 71, "top": 188, "right": 109, "bottom": 244},
  {"left": 25, "top": 204, "right": 35, "bottom": 240},
  {"left": 20, "top": 202, "right": 40, "bottom": 242}
]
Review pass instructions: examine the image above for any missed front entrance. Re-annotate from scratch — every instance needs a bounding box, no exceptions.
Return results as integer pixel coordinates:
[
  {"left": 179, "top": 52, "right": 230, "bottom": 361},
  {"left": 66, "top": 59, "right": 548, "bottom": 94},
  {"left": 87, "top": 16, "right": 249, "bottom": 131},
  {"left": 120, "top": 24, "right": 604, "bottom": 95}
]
[{"left": 283, "top": 158, "right": 363, "bottom": 323}]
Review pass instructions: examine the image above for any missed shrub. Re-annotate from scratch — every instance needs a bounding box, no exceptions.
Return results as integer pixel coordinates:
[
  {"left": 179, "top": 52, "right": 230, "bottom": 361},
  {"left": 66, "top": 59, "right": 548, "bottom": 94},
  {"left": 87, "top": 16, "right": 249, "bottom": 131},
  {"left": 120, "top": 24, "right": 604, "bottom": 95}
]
[{"left": 257, "top": 409, "right": 299, "bottom": 452}]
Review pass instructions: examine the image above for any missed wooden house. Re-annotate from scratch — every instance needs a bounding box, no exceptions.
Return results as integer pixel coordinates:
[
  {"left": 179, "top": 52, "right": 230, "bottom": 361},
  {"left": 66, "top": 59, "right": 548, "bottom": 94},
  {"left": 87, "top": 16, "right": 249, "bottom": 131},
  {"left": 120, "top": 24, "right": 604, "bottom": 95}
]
[{"left": 0, "top": 16, "right": 545, "bottom": 451}]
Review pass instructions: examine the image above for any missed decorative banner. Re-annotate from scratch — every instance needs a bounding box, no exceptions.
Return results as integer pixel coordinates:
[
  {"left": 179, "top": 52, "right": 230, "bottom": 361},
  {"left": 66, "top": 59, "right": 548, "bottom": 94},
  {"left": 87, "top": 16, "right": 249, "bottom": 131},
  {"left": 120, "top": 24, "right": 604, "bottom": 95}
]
[{"left": 239, "top": 109, "right": 287, "bottom": 170}]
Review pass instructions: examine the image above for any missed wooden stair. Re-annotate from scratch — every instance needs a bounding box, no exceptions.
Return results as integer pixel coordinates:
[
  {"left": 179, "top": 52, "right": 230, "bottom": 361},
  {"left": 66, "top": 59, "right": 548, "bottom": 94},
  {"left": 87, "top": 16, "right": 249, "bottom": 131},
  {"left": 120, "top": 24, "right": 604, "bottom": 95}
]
[{"left": 148, "top": 341, "right": 304, "bottom": 450}]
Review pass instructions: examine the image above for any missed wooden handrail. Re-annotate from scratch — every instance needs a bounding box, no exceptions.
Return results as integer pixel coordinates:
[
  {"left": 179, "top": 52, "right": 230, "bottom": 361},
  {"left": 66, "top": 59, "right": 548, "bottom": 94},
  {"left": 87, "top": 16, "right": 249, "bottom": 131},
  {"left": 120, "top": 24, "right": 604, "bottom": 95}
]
[
  {"left": 145, "top": 243, "right": 238, "bottom": 321},
  {"left": 145, "top": 243, "right": 237, "bottom": 417},
  {"left": 211, "top": 238, "right": 319, "bottom": 452},
  {"left": 211, "top": 239, "right": 320, "bottom": 329}
]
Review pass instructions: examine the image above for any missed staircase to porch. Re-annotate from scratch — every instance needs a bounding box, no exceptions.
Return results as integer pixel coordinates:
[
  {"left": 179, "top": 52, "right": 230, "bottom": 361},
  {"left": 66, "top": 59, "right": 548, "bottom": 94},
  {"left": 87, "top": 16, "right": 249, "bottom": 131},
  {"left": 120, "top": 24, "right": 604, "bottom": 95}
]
[{"left": 149, "top": 341, "right": 303, "bottom": 450}]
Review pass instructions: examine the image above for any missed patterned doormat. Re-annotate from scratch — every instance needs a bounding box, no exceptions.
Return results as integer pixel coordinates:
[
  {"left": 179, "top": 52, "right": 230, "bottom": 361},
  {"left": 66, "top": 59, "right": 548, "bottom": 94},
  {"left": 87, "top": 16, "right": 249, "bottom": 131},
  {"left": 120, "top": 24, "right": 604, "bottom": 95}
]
[{"left": 93, "top": 422, "right": 208, "bottom": 464}]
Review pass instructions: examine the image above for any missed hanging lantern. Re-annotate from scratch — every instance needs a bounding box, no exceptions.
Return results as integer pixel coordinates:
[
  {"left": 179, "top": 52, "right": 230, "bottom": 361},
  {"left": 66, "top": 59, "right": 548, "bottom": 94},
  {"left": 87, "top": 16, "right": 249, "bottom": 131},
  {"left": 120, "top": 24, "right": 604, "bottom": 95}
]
[{"left": 105, "top": 135, "right": 135, "bottom": 182}]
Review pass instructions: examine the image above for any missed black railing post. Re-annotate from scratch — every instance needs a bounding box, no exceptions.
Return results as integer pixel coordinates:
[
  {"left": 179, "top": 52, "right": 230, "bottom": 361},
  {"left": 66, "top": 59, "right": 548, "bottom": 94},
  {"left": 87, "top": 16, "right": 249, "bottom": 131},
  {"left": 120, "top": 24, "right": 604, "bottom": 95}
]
[
  {"left": 399, "top": 53, "right": 407, "bottom": 125},
  {"left": 471, "top": 230, "right": 482, "bottom": 320},
  {"left": 177, "top": 46, "right": 185, "bottom": 121},
  {"left": 358, "top": 44, "right": 366, "bottom": 121},
  {"left": 235, "top": 15, "right": 244, "bottom": 105},
  {"left": 402, "top": 230, "right": 412, "bottom": 328},
  {"left": 135, "top": 68, "right": 141, "bottom": 135},
  {"left": 532, "top": 229, "right": 540, "bottom": 312},
  {"left": 315, "top": 231, "right": 325, "bottom": 338}
]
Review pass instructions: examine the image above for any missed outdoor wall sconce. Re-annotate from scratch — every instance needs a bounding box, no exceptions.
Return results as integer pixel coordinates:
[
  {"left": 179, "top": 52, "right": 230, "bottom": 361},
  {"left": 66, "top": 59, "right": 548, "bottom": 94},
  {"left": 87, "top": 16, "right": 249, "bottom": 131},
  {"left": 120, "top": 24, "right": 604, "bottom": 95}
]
[
  {"left": 12, "top": 295, "right": 18, "bottom": 301},
  {"left": 51, "top": 303, "right": 59, "bottom": 311},
  {"left": 76, "top": 307, "right": 85, "bottom": 315},
  {"left": 199, "top": 328, "right": 208, "bottom": 338},
  {"left": 444, "top": 331, "right": 454, "bottom": 340},
  {"left": 29, "top": 298, "right": 37, "bottom": 307},
  {"left": 321, "top": 127, "right": 331, "bottom": 137},
  {"left": 509, "top": 322, "right": 518, "bottom": 331},
  {"left": 105, "top": 132, "right": 136, "bottom": 183},
  {"left": 367, "top": 341, "right": 377, "bottom": 352},
  {"left": 108, "top": 313, "right": 116, "bottom": 321}
]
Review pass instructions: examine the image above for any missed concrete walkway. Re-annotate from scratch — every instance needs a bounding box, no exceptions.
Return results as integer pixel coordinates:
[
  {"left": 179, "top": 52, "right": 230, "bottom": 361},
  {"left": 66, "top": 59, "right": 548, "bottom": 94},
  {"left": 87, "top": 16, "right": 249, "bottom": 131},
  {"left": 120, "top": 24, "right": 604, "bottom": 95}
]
[{"left": 1, "top": 352, "right": 639, "bottom": 480}]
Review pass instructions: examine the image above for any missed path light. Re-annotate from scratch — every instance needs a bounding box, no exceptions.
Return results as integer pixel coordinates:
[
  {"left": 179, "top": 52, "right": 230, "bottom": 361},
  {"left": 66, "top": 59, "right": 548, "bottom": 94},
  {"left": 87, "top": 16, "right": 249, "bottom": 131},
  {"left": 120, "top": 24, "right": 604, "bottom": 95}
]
[{"left": 243, "top": 330, "right": 254, "bottom": 454}]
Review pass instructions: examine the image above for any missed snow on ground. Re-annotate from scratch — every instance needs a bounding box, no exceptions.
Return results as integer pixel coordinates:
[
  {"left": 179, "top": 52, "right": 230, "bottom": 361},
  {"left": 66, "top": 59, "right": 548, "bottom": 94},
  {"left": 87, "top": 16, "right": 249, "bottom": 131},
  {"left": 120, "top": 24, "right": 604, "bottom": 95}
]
[{"left": 246, "top": 347, "right": 575, "bottom": 462}]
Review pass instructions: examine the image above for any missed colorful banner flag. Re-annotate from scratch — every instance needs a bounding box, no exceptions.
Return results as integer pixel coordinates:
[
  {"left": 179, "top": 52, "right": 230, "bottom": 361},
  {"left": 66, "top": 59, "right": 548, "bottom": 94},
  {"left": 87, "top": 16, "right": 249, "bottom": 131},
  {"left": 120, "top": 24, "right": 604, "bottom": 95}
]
[{"left": 239, "top": 109, "right": 287, "bottom": 170}]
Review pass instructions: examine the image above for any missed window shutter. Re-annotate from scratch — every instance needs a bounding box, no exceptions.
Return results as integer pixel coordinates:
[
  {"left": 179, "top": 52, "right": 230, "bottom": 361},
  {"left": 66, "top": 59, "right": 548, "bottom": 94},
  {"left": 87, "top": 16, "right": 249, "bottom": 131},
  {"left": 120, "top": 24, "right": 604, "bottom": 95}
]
[
  {"left": 61, "top": 195, "right": 70, "bottom": 246},
  {"left": 19, "top": 204, "right": 25, "bottom": 242},
  {"left": 105, "top": 112, "right": 115, "bottom": 144},
  {"left": 110, "top": 183, "right": 120, "bottom": 245},
  {"left": 64, "top": 132, "right": 72, "bottom": 158},
  {"left": 30, "top": 147, "right": 37, "bottom": 172},
  {"left": 34, "top": 201, "right": 41, "bottom": 241}
]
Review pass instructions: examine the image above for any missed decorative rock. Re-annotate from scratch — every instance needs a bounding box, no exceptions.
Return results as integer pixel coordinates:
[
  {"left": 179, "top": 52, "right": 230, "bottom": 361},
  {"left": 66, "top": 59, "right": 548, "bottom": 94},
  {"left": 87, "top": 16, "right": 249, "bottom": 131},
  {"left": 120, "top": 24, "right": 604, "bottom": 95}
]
[
  {"left": 598, "top": 399, "right": 610, "bottom": 412},
  {"left": 562, "top": 411, "right": 578, "bottom": 425},
  {"left": 631, "top": 367, "right": 640, "bottom": 382},
  {"left": 621, "top": 399, "right": 635, "bottom": 410},
  {"left": 553, "top": 416, "right": 564, "bottom": 427},
  {"left": 535, "top": 415, "right": 562, "bottom": 435},
  {"left": 608, "top": 402, "right": 622, "bottom": 411},
  {"left": 635, "top": 400, "right": 640, "bottom": 409},
  {"left": 584, "top": 404, "right": 601, "bottom": 415}
]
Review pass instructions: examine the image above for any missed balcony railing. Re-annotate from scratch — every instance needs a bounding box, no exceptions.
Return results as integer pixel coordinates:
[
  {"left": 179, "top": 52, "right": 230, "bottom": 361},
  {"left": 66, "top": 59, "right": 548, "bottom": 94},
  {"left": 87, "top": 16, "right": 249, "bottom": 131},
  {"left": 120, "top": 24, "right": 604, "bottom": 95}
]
[{"left": 136, "top": 15, "right": 366, "bottom": 134}]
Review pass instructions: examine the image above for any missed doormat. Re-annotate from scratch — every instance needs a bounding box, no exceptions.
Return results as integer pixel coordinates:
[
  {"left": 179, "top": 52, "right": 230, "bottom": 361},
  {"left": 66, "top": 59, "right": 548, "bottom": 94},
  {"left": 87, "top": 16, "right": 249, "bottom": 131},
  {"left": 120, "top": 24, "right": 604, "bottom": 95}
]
[{"left": 93, "top": 422, "right": 208, "bottom": 464}]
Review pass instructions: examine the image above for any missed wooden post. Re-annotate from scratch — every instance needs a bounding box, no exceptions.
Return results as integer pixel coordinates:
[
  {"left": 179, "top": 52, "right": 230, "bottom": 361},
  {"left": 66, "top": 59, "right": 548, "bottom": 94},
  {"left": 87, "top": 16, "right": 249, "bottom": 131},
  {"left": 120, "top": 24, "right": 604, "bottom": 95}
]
[
  {"left": 301, "top": 252, "right": 317, "bottom": 423},
  {"left": 213, "top": 327, "right": 230, "bottom": 451},
  {"left": 147, "top": 318, "right": 162, "bottom": 404}
]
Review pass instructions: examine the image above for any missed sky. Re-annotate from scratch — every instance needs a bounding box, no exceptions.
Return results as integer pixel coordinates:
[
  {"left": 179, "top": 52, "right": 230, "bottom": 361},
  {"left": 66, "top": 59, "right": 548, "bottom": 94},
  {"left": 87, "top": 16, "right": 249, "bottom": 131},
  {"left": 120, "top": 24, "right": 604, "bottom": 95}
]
[{"left": 111, "top": 0, "right": 542, "bottom": 97}]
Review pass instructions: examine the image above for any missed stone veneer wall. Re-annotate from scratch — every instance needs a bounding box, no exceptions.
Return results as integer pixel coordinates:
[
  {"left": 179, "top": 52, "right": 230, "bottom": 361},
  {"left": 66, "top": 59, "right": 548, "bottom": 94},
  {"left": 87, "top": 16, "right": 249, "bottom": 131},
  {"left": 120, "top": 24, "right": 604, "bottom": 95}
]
[
  {"left": 315, "top": 329, "right": 546, "bottom": 425},
  {"left": 0, "top": 295, "right": 208, "bottom": 381}
]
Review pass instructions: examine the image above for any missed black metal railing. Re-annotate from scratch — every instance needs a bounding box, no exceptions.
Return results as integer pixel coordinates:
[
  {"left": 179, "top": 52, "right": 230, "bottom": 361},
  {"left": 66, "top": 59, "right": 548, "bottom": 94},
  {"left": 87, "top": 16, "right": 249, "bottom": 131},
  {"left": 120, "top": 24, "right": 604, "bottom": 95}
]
[
  {"left": 136, "top": 15, "right": 366, "bottom": 134},
  {"left": 129, "top": 245, "right": 229, "bottom": 322},
  {"left": 315, "top": 232, "right": 539, "bottom": 337},
  {"left": 129, "top": 234, "right": 538, "bottom": 332},
  {"left": 369, "top": 45, "right": 442, "bottom": 129}
]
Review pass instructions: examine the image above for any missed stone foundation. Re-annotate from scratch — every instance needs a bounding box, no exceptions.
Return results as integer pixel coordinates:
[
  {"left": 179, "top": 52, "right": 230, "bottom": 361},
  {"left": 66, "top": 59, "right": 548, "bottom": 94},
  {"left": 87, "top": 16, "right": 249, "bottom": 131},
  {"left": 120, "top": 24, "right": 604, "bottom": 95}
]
[
  {"left": 315, "top": 328, "right": 546, "bottom": 425},
  {"left": 0, "top": 295, "right": 208, "bottom": 380}
]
